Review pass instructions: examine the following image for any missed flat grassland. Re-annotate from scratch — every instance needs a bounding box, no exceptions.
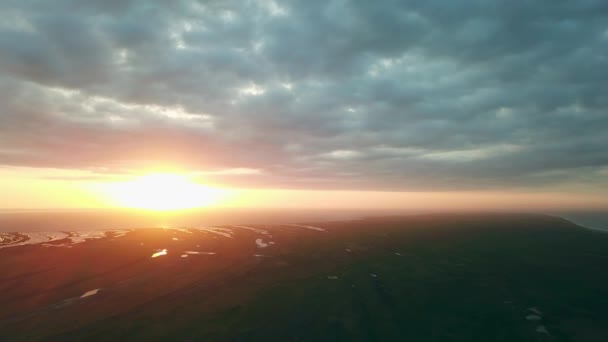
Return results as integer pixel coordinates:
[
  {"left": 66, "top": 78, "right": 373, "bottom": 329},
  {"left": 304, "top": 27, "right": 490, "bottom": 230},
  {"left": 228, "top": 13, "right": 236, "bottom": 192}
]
[{"left": 1, "top": 214, "right": 607, "bottom": 341}]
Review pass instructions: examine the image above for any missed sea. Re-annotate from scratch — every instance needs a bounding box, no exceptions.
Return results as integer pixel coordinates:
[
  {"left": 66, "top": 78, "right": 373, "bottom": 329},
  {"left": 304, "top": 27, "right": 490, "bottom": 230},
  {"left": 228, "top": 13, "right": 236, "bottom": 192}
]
[{"left": 0, "top": 208, "right": 607, "bottom": 233}]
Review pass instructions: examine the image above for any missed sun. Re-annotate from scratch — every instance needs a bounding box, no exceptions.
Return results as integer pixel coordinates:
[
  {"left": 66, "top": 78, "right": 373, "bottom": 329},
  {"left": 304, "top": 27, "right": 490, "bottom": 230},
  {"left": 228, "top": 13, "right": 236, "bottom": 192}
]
[{"left": 106, "top": 173, "right": 226, "bottom": 210}]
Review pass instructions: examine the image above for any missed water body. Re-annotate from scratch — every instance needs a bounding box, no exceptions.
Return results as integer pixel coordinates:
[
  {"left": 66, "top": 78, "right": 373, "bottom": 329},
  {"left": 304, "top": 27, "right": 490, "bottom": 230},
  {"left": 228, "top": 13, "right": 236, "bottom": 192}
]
[
  {"left": 0, "top": 208, "right": 376, "bottom": 233},
  {"left": 1, "top": 208, "right": 607, "bottom": 233},
  {"left": 552, "top": 211, "right": 608, "bottom": 232}
]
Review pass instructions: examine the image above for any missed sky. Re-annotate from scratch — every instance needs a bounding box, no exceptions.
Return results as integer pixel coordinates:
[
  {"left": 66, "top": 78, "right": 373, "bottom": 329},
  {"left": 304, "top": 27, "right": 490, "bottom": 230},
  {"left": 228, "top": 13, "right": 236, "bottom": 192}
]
[{"left": 0, "top": 0, "right": 607, "bottom": 210}]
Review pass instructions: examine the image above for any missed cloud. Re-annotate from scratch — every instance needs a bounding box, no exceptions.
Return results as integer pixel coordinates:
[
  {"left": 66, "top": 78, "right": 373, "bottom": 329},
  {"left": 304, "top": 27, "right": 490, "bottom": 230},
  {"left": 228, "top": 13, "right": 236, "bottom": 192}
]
[{"left": 0, "top": 0, "right": 607, "bottom": 192}]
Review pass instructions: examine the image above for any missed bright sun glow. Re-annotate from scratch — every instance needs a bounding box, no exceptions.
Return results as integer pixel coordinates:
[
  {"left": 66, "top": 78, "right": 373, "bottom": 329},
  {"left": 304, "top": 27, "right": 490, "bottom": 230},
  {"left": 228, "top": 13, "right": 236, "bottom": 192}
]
[{"left": 106, "top": 173, "right": 227, "bottom": 210}]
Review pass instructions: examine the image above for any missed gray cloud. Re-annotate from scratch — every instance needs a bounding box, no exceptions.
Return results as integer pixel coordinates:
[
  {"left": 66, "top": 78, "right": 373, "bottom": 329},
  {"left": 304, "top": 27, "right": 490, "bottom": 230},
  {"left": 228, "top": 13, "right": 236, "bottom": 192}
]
[{"left": 0, "top": 0, "right": 607, "bottom": 192}]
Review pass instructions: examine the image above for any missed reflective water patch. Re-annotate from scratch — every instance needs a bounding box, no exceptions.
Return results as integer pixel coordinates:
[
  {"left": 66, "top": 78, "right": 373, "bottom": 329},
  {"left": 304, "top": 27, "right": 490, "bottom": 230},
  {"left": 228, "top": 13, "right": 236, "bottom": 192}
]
[
  {"left": 232, "top": 225, "right": 270, "bottom": 235},
  {"left": 151, "top": 249, "right": 168, "bottom": 258},
  {"left": 80, "top": 289, "right": 100, "bottom": 298},
  {"left": 192, "top": 227, "right": 234, "bottom": 238},
  {"left": 284, "top": 224, "right": 326, "bottom": 232},
  {"left": 536, "top": 325, "right": 549, "bottom": 334},
  {"left": 255, "top": 238, "right": 269, "bottom": 248}
]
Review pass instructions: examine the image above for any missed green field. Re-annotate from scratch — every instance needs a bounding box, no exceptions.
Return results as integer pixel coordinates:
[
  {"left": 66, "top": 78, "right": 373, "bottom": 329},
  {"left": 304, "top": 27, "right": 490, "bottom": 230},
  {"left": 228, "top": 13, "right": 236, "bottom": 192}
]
[{"left": 1, "top": 214, "right": 607, "bottom": 341}]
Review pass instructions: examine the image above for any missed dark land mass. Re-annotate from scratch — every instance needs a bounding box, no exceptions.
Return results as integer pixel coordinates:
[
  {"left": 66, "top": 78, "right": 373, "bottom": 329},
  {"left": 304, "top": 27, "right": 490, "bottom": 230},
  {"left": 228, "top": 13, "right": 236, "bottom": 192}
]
[{"left": 1, "top": 213, "right": 608, "bottom": 341}]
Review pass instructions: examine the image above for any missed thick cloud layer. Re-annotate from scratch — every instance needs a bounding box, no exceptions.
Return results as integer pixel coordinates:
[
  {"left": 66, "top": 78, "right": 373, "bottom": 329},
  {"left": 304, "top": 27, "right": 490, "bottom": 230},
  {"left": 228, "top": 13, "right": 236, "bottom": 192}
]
[{"left": 1, "top": 0, "right": 607, "bottom": 191}]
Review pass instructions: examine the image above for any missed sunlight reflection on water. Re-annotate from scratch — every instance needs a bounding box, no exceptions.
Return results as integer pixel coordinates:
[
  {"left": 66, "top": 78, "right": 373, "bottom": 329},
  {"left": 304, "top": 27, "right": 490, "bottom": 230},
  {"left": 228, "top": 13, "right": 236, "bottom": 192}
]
[
  {"left": 80, "top": 289, "right": 100, "bottom": 298},
  {"left": 151, "top": 249, "right": 167, "bottom": 258}
]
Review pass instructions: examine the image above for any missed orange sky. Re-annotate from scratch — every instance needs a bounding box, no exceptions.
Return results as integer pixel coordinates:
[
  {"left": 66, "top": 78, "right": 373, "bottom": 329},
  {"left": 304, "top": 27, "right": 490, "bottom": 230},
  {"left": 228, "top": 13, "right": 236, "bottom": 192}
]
[{"left": 1, "top": 166, "right": 606, "bottom": 211}]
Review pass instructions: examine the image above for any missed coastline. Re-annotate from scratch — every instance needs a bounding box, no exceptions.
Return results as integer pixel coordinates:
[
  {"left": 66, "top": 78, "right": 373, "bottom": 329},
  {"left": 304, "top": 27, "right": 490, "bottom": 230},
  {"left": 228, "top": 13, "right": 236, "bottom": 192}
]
[{"left": 552, "top": 212, "right": 608, "bottom": 234}]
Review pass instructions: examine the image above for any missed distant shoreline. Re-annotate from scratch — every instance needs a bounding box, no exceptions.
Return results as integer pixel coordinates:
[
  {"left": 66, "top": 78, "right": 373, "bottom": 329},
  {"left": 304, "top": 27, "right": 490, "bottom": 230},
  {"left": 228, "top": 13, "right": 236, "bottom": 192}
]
[
  {"left": 1, "top": 209, "right": 607, "bottom": 233},
  {"left": 553, "top": 214, "right": 608, "bottom": 233},
  {"left": 575, "top": 224, "right": 608, "bottom": 234}
]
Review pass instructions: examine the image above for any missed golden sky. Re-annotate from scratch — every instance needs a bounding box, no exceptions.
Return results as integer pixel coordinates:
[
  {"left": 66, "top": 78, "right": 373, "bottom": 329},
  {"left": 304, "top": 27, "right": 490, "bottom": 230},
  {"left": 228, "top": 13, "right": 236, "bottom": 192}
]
[{"left": 1, "top": 166, "right": 606, "bottom": 211}]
